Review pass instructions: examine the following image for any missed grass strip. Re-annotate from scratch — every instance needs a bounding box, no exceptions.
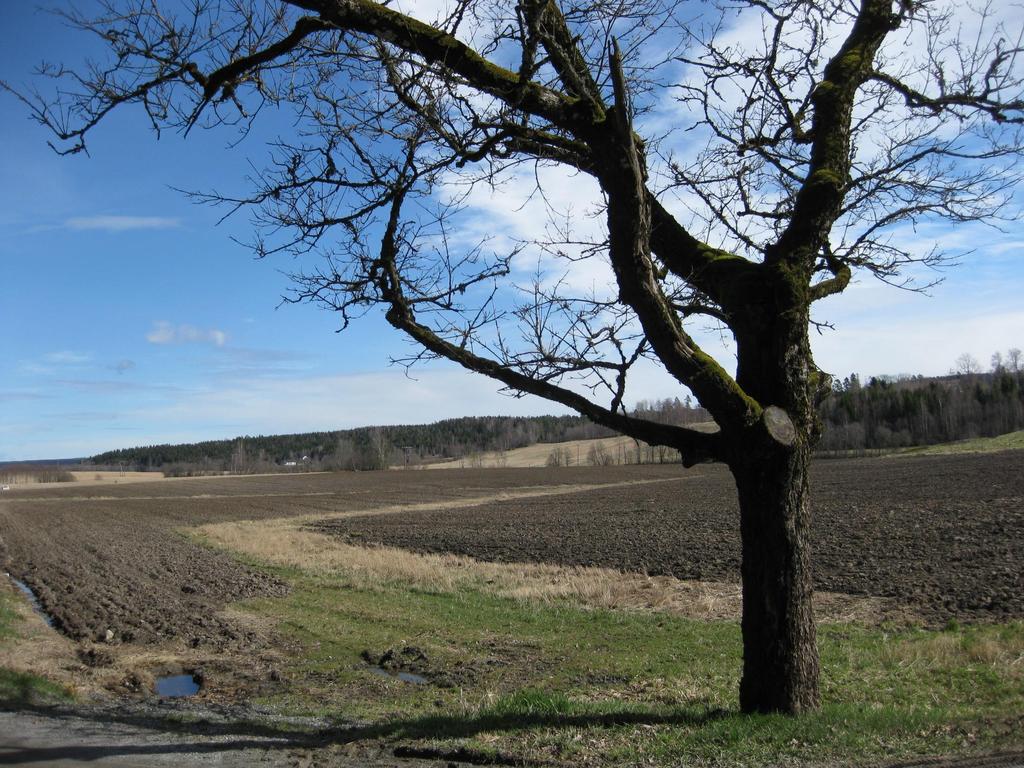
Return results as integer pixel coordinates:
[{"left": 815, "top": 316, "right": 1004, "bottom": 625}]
[
  {"left": 0, "top": 587, "right": 73, "bottom": 705},
  {"left": 232, "top": 564, "right": 1022, "bottom": 766}
]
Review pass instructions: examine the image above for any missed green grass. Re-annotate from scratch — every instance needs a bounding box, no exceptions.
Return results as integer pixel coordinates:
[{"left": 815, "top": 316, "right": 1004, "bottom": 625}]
[
  {"left": 898, "top": 430, "right": 1024, "bottom": 455},
  {"left": 0, "top": 587, "right": 73, "bottom": 705},
  {"left": 234, "top": 565, "right": 1024, "bottom": 766},
  {"left": 0, "top": 588, "right": 18, "bottom": 642},
  {"left": 0, "top": 668, "right": 72, "bottom": 706},
  {"left": 246, "top": 567, "right": 742, "bottom": 718}
]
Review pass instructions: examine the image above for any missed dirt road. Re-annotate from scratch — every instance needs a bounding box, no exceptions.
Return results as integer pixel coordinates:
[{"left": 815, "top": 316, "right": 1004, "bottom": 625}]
[{"left": 0, "top": 704, "right": 419, "bottom": 767}]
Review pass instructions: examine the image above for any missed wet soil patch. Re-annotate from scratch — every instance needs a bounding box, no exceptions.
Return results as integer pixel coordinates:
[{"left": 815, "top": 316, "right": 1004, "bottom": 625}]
[
  {"left": 154, "top": 673, "right": 202, "bottom": 698},
  {"left": 76, "top": 646, "right": 114, "bottom": 668},
  {"left": 314, "top": 452, "right": 1024, "bottom": 626},
  {"left": 7, "top": 576, "right": 55, "bottom": 628},
  {"left": 360, "top": 645, "right": 499, "bottom": 688},
  {"left": 368, "top": 666, "right": 429, "bottom": 684}
]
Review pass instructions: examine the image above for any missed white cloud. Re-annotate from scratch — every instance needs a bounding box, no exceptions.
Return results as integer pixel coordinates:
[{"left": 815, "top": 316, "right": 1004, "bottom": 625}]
[
  {"left": 1, "top": 367, "right": 569, "bottom": 461},
  {"left": 17, "top": 350, "right": 92, "bottom": 375},
  {"left": 390, "top": 0, "right": 491, "bottom": 47},
  {"left": 812, "top": 304, "right": 1024, "bottom": 379},
  {"left": 391, "top": 0, "right": 456, "bottom": 25},
  {"left": 43, "top": 350, "right": 91, "bottom": 364},
  {"left": 440, "top": 163, "right": 614, "bottom": 294},
  {"left": 146, "top": 321, "right": 227, "bottom": 347},
  {"left": 63, "top": 215, "right": 180, "bottom": 232}
]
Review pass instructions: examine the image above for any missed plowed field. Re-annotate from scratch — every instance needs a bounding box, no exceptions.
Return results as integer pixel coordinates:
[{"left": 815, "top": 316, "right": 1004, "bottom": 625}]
[
  {"left": 0, "top": 454, "right": 1021, "bottom": 649},
  {"left": 0, "top": 466, "right": 677, "bottom": 646},
  {"left": 314, "top": 452, "right": 1024, "bottom": 626}
]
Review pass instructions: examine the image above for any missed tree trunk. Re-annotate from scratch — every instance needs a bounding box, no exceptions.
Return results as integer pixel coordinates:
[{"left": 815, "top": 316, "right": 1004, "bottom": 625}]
[
  {"left": 722, "top": 262, "right": 822, "bottom": 715},
  {"left": 731, "top": 439, "right": 820, "bottom": 714}
]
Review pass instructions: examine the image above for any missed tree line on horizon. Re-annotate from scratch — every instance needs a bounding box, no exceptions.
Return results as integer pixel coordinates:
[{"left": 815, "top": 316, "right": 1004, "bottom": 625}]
[
  {"left": 89, "top": 401, "right": 712, "bottom": 474},
  {"left": 86, "top": 358, "right": 1024, "bottom": 473},
  {"left": 88, "top": 414, "right": 615, "bottom": 474},
  {"left": 819, "top": 353, "right": 1023, "bottom": 453}
]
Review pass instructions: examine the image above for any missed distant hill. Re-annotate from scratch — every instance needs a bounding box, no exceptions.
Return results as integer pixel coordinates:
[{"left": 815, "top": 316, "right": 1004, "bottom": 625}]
[
  {"left": 422, "top": 426, "right": 719, "bottom": 469},
  {"left": 88, "top": 414, "right": 619, "bottom": 473},
  {"left": 84, "top": 370, "right": 1023, "bottom": 472}
]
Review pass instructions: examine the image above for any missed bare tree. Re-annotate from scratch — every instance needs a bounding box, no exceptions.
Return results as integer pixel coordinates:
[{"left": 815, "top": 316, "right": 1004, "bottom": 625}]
[
  {"left": 1008, "top": 348, "right": 1023, "bottom": 373},
  {"left": 545, "top": 446, "right": 572, "bottom": 466},
  {"left": 6, "top": 0, "right": 1022, "bottom": 714},
  {"left": 586, "top": 441, "right": 614, "bottom": 466},
  {"left": 952, "top": 352, "right": 983, "bottom": 376}
]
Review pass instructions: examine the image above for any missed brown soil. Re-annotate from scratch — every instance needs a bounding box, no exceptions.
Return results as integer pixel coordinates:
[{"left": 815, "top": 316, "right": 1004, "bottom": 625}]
[
  {"left": 0, "top": 455, "right": 1019, "bottom": 682},
  {"left": 313, "top": 452, "right": 1024, "bottom": 626},
  {"left": 0, "top": 500, "right": 287, "bottom": 647},
  {"left": 0, "top": 466, "right": 675, "bottom": 650}
]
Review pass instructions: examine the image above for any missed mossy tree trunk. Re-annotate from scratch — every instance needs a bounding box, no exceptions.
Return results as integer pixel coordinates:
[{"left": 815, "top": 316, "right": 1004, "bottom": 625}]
[
  {"left": 731, "top": 441, "right": 819, "bottom": 713},
  {"left": 725, "top": 271, "right": 822, "bottom": 713}
]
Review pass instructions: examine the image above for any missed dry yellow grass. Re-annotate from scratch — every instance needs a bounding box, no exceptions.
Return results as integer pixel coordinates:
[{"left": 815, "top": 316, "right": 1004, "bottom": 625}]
[
  {"left": 1, "top": 468, "right": 167, "bottom": 487},
  {"left": 68, "top": 471, "right": 167, "bottom": 486},
  {"left": 1, "top": 470, "right": 167, "bottom": 490},
  {"left": 4, "top": 470, "right": 341, "bottom": 493},
  {"left": 419, "top": 427, "right": 717, "bottom": 469},
  {"left": 196, "top": 480, "right": 906, "bottom": 625},
  {"left": 0, "top": 581, "right": 78, "bottom": 691},
  {"left": 883, "top": 630, "right": 1024, "bottom": 678},
  {"left": 198, "top": 518, "right": 744, "bottom": 618}
]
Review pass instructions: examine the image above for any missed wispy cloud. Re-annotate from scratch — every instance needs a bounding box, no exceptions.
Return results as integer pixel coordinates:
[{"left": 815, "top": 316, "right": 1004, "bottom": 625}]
[
  {"left": 128, "top": 368, "right": 566, "bottom": 437},
  {"left": 63, "top": 215, "right": 181, "bottom": 232},
  {"left": 204, "top": 347, "right": 315, "bottom": 379},
  {"left": 0, "top": 391, "right": 51, "bottom": 403},
  {"left": 146, "top": 321, "right": 227, "bottom": 347},
  {"left": 43, "top": 350, "right": 91, "bottom": 364},
  {"left": 18, "top": 350, "right": 92, "bottom": 375},
  {"left": 42, "top": 411, "right": 119, "bottom": 423},
  {"left": 54, "top": 378, "right": 188, "bottom": 394},
  {"left": 812, "top": 307, "right": 1024, "bottom": 379}
]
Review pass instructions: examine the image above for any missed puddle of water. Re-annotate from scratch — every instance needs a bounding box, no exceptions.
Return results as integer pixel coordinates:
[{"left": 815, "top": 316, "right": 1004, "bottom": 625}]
[
  {"left": 9, "top": 577, "right": 56, "bottom": 628},
  {"left": 368, "top": 666, "right": 428, "bottom": 684},
  {"left": 154, "top": 674, "right": 201, "bottom": 698}
]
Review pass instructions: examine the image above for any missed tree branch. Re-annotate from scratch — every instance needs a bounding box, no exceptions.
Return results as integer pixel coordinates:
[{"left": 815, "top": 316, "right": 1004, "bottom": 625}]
[
  {"left": 287, "top": 0, "right": 583, "bottom": 128},
  {"left": 372, "top": 170, "right": 721, "bottom": 465},
  {"left": 769, "top": 0, "right": 900, "bottom": 267},
  {"left": 187, "top": 15, "right": 332, "bottom": 128}
]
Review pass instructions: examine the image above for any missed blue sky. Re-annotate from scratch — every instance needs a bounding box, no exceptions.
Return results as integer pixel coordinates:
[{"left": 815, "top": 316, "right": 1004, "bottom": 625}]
[{"left": 1, "top": 2, "right": 1022, "bottom": 461}]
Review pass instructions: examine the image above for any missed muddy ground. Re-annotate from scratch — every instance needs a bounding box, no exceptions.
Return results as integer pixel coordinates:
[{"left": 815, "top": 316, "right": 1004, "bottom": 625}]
[
  {"left": 315, "top": 452, "right": 1024, "bottom": 626},
  {"left": 0, "top": 466, "right": 676, "bottom": 649},
  {"left": 0, "top": 454, "right": 1021, "bottom": 662}
]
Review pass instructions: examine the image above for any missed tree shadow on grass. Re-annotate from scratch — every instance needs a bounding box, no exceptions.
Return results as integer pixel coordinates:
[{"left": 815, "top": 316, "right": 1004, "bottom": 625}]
[
  {"left": 347, "top": 704, "right": 730, "bottom": 742},
  {"left": 0, "top": 737, "right": 299, "bottom": 766},
  {"left": 0, "top": 670, "right": 68, "bottom": 709},
  {"left": 0, "top": 698, "right": 732, "bottom": 765}
]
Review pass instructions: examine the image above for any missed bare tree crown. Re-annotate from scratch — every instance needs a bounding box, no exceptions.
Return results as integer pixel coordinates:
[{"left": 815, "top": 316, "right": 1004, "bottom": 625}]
[{"left": 6, "top": 0, "right": 1022, "bottom": 462}]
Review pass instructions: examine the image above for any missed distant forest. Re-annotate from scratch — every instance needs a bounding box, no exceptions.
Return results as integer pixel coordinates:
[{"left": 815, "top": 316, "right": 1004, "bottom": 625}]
[
  {"left": 91, "top": 414, "right": 618, "bottom": 474},
  {"left": 818, "top": 368, "right": 1024, "bottom": 453},
  {"left": 90, "top": 360, "right": 1023, "bottom": 472},
  {"left": 90, "top": 400, "right": 711, "bottom": 474}
]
